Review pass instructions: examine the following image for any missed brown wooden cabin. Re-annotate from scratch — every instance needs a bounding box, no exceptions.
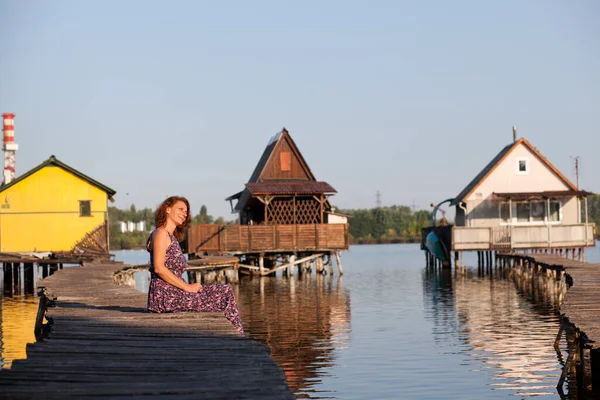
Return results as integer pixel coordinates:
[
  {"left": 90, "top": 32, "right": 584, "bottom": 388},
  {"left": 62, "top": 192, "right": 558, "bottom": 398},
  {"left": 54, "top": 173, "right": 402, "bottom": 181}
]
[{"left": 187, "top": 128, "right": 349, "bottom": 256}]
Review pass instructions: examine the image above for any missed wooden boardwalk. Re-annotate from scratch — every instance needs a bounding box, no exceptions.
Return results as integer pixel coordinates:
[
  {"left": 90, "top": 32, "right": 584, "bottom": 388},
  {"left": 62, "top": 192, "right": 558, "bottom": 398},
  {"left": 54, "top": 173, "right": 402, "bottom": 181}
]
[
  {"left": 0, "top": 260, "right": 295, "bottom": 399},
  {"left": 497, "top": 252, "right": 600, "bottom": 392},
  {"left": 498, "top": 253, "right": 600, "bottom": 350}
]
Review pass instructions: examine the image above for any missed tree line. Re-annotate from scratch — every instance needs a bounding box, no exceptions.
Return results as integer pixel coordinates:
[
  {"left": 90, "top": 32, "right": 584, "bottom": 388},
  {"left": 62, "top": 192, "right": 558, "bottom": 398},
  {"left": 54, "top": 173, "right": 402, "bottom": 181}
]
[
  {"left": 337, "top": 205, "right": 433, "bottom": 244},
  {"left": 587, "top": 194, "right": 600, "bottom": 234}
]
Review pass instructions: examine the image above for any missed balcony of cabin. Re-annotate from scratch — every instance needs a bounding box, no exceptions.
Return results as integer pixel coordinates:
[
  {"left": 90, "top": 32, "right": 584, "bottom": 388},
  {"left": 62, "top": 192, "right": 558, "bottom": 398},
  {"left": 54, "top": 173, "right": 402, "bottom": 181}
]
[
  {"left": 187, "top": 223, "right": 350, "bottom": 255},
  {"left": 451, "top": 223, "right": 596, "bottom": 251}
]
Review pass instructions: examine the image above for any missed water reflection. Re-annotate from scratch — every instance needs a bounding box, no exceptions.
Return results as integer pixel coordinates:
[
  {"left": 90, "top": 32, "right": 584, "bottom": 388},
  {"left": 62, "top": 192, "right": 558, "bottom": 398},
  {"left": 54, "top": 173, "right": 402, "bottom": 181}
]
[
  {"left": 235, "top": 274, "right": 351, "bottom": 398},
  {"left": 423, "top": 265, "right": 565, "bottom": 398},
  {"left": 0, "top": 295, "right": 38, "bottom": 369}
]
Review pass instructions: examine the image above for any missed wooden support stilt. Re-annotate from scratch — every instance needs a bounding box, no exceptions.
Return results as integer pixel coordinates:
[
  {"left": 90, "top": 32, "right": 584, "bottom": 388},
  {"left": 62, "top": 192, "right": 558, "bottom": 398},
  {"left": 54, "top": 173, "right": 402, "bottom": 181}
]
[
  {"left": 13, "top": 263, "right": 19, "bottom": 295},
  {"left": 233, "top": 264, "right": 239, "bottom": 283},
  {"left": 288, "top": 255, "right": 296, "bottom": 277},
  {"left": 591, "top": 348, "right": 600, "bottom": 392},
  {"left": 259, "top": 254, "right": 265, "bottom": 275},
  {"left": 316, "top": 258, "right": 323, "bottom": 274},
  {"left": 335, "top": 251, "right": 344, "bottom": 275},
  {"left": 0, "top": 263, "right": 4, "bottom": 296}
]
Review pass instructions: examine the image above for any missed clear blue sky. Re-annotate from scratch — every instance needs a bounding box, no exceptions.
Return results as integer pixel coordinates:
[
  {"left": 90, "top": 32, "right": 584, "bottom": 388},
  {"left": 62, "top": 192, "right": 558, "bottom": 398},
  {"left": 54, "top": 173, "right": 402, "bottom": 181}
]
[{"left": 1, "top": 0, "right": 598, "bottom": 219}]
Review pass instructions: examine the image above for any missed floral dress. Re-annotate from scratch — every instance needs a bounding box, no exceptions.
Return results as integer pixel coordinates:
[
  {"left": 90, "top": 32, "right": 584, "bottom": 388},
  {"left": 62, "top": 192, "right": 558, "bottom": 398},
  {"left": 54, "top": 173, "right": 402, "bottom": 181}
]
[{"left": 146, "top": 230, "right": 244, "bottom": 334}]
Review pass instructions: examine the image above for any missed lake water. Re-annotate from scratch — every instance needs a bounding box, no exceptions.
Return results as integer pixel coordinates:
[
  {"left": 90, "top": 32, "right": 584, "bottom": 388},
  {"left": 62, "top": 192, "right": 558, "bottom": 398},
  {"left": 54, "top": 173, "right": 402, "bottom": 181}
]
[{"left": 2, "top": 243, "right": 600, "bottom": 399}]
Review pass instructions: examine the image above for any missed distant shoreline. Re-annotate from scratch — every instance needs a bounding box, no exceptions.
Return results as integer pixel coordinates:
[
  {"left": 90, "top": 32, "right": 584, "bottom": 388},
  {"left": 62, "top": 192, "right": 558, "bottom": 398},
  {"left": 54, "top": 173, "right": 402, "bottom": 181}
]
[{"left": 350, "top": 238, "right": 420, "bottom": 245}]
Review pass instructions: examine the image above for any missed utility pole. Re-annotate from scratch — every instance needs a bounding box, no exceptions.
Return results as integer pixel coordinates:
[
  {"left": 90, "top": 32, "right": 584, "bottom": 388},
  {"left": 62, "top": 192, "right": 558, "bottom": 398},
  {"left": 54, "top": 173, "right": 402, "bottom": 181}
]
[{"left": 571, "top": 156, "right": 580, "bottom": 189}]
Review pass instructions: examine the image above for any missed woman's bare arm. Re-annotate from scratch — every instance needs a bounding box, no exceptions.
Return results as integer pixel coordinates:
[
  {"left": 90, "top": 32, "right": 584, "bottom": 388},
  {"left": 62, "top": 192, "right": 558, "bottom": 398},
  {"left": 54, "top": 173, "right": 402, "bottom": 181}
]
[{"left": 152, "top": 228, "right": 200, "bottom": 292}]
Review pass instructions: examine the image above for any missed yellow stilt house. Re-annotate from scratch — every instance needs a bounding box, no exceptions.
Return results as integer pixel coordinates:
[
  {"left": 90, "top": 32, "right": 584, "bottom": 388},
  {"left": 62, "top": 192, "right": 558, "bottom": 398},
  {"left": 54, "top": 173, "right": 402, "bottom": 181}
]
[{"left": 0, "top": 155, "right": 116, "bottom": 254}]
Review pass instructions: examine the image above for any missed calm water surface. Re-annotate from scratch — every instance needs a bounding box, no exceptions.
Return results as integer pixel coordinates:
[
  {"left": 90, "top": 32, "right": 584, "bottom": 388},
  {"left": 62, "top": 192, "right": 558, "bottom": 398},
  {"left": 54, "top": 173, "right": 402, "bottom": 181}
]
[{"left": 2, "top": 243, "right": 600, "bottom": 399}]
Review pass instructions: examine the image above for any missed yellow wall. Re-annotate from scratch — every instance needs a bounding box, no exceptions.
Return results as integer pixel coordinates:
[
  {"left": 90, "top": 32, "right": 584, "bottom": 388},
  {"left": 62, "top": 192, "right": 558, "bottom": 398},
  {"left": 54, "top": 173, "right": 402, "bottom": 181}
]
[{"left": 0, "top": 166, "right": 109, "bottom": 252}]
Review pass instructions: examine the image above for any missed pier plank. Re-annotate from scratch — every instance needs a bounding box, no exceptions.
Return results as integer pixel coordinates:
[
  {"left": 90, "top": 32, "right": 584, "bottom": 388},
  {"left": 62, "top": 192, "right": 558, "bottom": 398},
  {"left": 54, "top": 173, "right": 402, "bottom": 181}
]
[{"left": 0, "top": 261, "right": 294, "bottom": 399}]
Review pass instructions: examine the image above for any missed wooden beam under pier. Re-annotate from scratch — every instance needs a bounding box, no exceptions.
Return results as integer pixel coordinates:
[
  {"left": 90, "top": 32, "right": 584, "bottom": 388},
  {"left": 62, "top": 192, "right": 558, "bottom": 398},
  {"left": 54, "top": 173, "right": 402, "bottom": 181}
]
[{"left": 260, "top": 253, "right": 325, "bottom": 276}]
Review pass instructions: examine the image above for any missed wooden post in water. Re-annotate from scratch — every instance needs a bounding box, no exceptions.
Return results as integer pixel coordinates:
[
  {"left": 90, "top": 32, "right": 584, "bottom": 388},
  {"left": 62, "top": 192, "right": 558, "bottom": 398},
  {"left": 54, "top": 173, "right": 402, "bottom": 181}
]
[
  {"left": 591, "top": 348, "right": 600, "bottom": 392},
  {"left": 23, "top": 263, "right": 35, "bottom": 294},
  {"left": 12, "top": 263, "right": 20, "bottom": 295},
  {"left": 289, "top": 254, "right": 296, "bottom": 277},
  {"left": 335, "top": 251, "right": 344, "bottom": 275},
  {"left": 281, "top": 255, "right": 289, "bottom": 278},
  {"left": 316, "top": 257, "right": 323, "bottom": 274},
  {"left": 259, "top": 254, "right": 265, "bottom": 276}
]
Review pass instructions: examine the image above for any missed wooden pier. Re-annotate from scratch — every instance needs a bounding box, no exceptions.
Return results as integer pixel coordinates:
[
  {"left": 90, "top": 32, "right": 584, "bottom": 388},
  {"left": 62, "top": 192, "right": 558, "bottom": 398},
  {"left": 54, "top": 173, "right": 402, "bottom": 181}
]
[
  {"left": 0, "top": 253, "right": 102, "bottom": 297},
  {"left": 0, "top": 260, "right": 294, "bottom": 399},
  {"left": 496, "top": 252, "right": 600, "bottom": 394}
]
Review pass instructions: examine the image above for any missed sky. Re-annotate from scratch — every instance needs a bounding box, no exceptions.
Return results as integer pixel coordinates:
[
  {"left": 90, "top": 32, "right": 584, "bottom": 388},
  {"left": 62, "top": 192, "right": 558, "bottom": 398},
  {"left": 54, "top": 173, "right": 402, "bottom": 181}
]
[{"left": 0, "top": 0, "right": 598, "bottom": 219}]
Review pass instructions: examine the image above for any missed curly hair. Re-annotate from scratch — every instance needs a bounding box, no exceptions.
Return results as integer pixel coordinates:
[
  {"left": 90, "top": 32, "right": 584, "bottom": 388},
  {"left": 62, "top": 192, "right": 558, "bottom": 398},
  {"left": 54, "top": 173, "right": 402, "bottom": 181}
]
[{"left": 154, "top": 196, "right": 191, "bottom": 241}]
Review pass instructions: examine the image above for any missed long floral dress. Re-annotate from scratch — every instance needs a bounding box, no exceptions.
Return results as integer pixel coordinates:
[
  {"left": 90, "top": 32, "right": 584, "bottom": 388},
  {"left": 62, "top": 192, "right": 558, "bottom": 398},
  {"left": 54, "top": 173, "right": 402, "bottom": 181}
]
[{"left": 146, "top": 230, "right": 244, "bottom": 334}]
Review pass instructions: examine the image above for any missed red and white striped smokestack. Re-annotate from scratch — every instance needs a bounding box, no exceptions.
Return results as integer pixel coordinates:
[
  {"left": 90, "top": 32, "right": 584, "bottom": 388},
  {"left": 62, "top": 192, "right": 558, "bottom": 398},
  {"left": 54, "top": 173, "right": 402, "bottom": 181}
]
[{"left": 2, "top": 113, "right": 18, "bottom": 185}]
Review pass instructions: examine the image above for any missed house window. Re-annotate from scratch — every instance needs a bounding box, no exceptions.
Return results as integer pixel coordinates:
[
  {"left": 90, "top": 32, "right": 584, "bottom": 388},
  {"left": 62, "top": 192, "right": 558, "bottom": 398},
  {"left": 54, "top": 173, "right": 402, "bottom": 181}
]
[
  {"left": 530, "top": 201, "right": 545, "bottom": 222},
  {"left": 549, "top": 201, "right": 561, "bottom": 222},
  {"left": 280, "top": 151, "right": 291, "bottom": 171},
  {"left": 516, "top": 202, "right": 530, "bottom": 222},
  {"left": 502, "top": 200, "right": 561, "bottom": 224},
  {"left": 516, "top": 158, "right": 529, "bottom": 175},
  {"left": 499, "top": 202, "right": 510, "bottom": 222},
  {"left": 80, "top": 200, "right": 91, "bottom": 217}
]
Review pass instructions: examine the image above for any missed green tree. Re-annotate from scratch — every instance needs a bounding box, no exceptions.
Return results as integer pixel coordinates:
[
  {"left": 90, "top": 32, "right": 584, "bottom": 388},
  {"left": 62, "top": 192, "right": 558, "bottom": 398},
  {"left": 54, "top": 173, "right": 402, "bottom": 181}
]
[{"left": 193, "top": 205, "right": 214, "bottom": 225}]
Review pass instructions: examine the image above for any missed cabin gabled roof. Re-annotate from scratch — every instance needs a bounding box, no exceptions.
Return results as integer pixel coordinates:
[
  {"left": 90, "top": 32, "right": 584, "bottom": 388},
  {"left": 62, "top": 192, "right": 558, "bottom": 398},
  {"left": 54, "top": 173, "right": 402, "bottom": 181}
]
[
  {"left": 227, "top": 128, "right": 336, "bottom": 212},
  {"left": 0, "top": 155, "right": 117, "bottom": 199},
  {"left": 450, "top": 138, "right": 578, "bottom": 206},
  {"left": 247, "top": 128, "right": 315, "bottom": 183}
]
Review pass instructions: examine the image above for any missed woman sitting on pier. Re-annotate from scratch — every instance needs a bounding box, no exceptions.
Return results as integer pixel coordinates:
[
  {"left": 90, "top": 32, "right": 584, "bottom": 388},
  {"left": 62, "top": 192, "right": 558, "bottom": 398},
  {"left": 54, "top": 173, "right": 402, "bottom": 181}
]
[{"left": 146, "top": 196, "right": 244, "bottom": 334}]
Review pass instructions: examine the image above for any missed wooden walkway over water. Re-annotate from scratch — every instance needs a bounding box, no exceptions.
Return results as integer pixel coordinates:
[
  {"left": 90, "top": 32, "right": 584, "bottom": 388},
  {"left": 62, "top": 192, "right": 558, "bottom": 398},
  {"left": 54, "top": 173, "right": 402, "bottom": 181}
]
[
  {"left": 0, "top": 260, "right": 294, "bottom": 399},
  {"left": 497, "top": 252, "right": 600, "bottom": 391}
]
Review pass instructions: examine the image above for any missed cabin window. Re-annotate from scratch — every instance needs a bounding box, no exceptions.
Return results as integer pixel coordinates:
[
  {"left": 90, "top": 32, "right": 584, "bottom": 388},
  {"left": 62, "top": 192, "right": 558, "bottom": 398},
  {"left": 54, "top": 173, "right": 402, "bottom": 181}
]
[
  {"left": 516, "top": 158, "right": 529, "bottom": 175},
  {"left": 549, "top": 201, "right": 561, "bottom": 222},
  {"left": 516, "top": 202, "right": 530, "bottom": 222},
  {"left": 79, "top": 200, "right": 91, "bottom": 217},
  {"left": 502, "top": 200, "right": 561, "bottom": 224},
  {"left": 280, "top": 152, "right": 291, "bottom": 171},
  {"left": 530, "top": 201, "right": 545, "bottom": 222},
  {"left": 499, "top": 202, "right": 510, "bottom": 222}
]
